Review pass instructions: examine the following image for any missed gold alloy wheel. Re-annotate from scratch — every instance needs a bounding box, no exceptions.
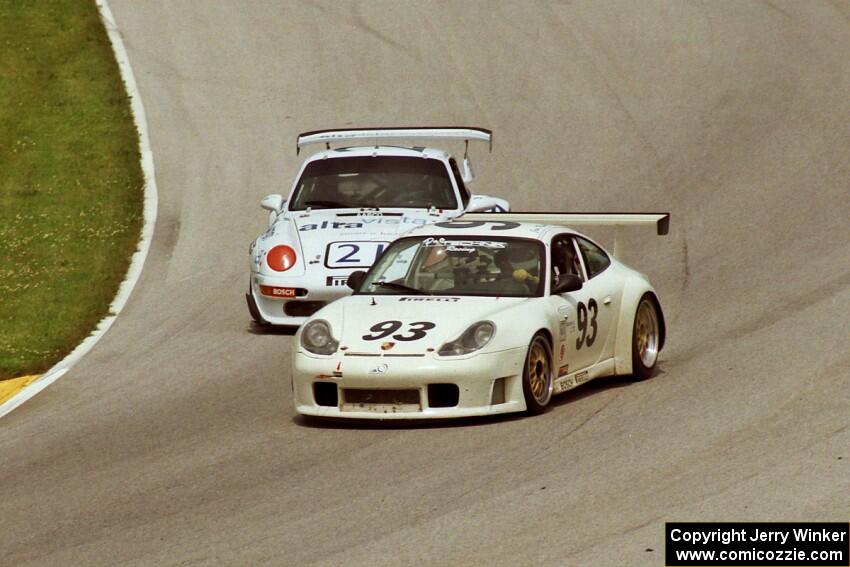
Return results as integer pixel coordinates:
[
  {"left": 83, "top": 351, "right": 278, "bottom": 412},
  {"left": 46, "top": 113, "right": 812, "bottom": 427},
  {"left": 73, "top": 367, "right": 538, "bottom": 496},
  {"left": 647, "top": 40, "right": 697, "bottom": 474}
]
[
  {"left": 635, "top": 299, "right": 659, "bottom": 369},
  {"left": 527, "top": 338, "right": 551, "bottom": 405}
]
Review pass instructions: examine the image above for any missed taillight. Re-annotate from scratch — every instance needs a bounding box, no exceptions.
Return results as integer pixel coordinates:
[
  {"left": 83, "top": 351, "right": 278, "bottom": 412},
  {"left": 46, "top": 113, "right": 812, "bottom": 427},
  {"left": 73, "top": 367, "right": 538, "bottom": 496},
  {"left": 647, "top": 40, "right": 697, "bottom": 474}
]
[{"left": 267, "top": 245, "right": 297, "bottom": 271}]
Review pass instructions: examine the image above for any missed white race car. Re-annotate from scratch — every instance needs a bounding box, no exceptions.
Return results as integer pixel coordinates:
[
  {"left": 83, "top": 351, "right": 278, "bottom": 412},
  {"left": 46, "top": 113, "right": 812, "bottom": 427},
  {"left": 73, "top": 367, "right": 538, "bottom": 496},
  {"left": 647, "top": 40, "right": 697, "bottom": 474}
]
[
  {"left": 247, "top": 127, "right": 509, "bottom": 326},
  {"left": 291, "top": 213, "right": 670, "bottom": 420}
]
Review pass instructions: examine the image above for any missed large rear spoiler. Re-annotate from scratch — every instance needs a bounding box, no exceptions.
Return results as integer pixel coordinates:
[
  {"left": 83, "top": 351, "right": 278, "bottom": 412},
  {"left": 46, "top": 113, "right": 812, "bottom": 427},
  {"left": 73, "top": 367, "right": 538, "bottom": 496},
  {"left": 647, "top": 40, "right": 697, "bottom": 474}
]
[
  {"left": 458, "top": 212, "right": 670, "bottom": 235},
  {"left": 296, "top": 127, "right": 492, "bottom": 155},
  {"left": 458, "top": 211, "right": 670, "bottom": 256}
]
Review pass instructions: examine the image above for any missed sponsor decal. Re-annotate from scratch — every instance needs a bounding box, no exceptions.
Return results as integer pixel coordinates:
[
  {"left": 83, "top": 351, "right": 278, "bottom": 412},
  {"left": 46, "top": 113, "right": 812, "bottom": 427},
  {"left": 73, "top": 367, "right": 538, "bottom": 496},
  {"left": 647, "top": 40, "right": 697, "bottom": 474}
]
[
  {"left": 380, "top": 341, "right": 395, "bottom": 351},
  {"left": 559, "top": 343, "right": 566, "bottom": 360},
  {"left": 559, "top": 319, "right": 567, "bottom": 338},
  {"left": 422, "top": 237, "right": 507, "bottom": 251},
  {"left": 259, "top": 285, "right": 297, "bottom": 298},
  {"left": 369, "top": 363, "right": 389, "bottom": 374},
  {"left": 434, "top": 220, "right": 519, "bottom": 230},
  {"left": 298, "top": 216, "right": 428, "bottom": 231},
  {"left": 554, "top": 377, "right": 575, "bottom": 394},
  {"left": 398, "top": 297, "right": 460, "bottom": 302},
  {"left": 558, "top": 364, "right": 569, "bottom": 377},
  {"left": 575, "top": 370, "right": 590, "bottom": 384},
  {"left": 326, "top": 275, "right": 349, "bottom": 287}
]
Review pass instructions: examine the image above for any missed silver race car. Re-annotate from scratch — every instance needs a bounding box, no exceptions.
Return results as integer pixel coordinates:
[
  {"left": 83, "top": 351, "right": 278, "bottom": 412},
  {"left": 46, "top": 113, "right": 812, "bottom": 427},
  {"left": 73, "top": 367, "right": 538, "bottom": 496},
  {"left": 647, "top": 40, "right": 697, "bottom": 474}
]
[{"left": 247, "top": 127, "right": 509, "bottom": 326}]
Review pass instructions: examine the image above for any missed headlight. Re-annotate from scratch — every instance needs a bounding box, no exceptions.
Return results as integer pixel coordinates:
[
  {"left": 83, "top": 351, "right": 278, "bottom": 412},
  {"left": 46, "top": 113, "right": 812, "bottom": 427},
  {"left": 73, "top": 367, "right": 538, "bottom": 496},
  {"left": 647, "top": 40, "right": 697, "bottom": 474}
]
[
  {"left": 266, "top": 244, "right": 297, "bottom": 271},
  {"left": 438, "top": 321, "right": 495, "bottom": 356},
  {"left": 301, "top": 319, "right": 339, "bottom": 355}
]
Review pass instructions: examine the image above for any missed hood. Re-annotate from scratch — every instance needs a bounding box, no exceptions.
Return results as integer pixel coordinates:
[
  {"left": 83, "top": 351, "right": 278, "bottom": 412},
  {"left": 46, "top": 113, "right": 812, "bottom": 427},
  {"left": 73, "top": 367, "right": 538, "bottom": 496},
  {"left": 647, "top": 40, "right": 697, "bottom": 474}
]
[
  {"left": 333, "top": 294, "right": 530, "bottom": 354},
  {"left": 254, "top": 209, "right": 453, "bottom": 277},
  {"left": 290, "top": 209, "right": 450, "bottom": 265}
]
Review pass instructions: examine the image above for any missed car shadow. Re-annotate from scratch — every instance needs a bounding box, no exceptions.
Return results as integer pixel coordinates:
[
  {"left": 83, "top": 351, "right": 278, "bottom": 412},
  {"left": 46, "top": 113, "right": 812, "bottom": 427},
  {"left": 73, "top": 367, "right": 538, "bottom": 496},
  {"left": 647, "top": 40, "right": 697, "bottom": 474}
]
[
  {"left": 246, "top": 322, "right": 298, "bottom": 336},
  {"left": 292, "top": 368, "right": 665, "bottom": 430}
]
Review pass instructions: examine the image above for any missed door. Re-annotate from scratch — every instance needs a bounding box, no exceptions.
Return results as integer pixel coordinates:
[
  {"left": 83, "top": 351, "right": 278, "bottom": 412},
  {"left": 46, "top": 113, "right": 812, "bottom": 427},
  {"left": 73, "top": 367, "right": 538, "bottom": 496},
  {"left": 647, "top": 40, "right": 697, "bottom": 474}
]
[
  {"left": 548, "top": 233, "right": 614, "bottom": 381},
  {"left": 573, "top": 236, "right": 621, "bottom": 365}
]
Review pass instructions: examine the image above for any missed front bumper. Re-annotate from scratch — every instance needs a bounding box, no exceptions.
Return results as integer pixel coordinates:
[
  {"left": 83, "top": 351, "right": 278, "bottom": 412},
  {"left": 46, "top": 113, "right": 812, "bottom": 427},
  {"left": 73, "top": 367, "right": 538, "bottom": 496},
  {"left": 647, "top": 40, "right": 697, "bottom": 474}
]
[
  {"left": 292, "top": 347, "right": 528, "bottom": 419},
  {"left": 248, "top": 272, "right": 350, "bottom": 326}
]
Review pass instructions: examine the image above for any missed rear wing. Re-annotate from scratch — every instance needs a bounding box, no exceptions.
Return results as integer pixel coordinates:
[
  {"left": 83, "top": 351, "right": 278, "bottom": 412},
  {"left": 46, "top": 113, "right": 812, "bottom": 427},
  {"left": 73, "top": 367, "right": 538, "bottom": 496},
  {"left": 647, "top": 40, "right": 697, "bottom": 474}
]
[
  {"left": 458, "top": 211, "right": 670, "bottom": 256},
  {"left": 458, "top": 212, "right": 670, "bottom": 235},
  {"left": 296, "top": 127, "right": 492, "bottom": 155}
]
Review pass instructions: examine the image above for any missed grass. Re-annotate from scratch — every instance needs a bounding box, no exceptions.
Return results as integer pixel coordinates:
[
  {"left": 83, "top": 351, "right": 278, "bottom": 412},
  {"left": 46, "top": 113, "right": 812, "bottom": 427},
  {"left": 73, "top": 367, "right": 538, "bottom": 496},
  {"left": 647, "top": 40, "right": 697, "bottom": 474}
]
[{"left": 0, "top": 1, "right": 143, "bottom": 379}]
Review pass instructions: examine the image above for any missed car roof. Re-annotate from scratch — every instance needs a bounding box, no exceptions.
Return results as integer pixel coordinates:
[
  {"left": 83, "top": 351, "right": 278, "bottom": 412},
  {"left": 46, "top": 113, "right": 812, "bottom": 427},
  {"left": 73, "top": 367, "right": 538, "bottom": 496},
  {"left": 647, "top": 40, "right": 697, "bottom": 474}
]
[
  {"left": 303, "top": 145, "right": 451, "bottom": 162},
  {"left": 405, "top": 221, "right": 572, "bottom": 241}
]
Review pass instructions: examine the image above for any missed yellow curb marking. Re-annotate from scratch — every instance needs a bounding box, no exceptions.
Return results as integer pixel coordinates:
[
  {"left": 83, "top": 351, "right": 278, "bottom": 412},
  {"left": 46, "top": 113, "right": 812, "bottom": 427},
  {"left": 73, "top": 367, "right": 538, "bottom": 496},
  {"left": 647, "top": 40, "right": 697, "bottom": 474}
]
[{"left": 0, "top": 375, "right": 40, "bottom": 406}]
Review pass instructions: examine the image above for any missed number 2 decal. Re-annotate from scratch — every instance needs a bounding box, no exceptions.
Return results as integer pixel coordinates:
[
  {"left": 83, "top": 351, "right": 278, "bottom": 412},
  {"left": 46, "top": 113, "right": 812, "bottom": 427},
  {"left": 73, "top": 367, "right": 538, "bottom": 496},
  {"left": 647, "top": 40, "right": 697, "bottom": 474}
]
[
  {"left": 362, "top": 320, "right": 436, "bottom": 341},
  {"left": 575, "top": 298, "right": 598, "bottom": 349},
  {"left": 335, "top": 243, "right": 360, "bottom": 263},
  {"left": 335, "top": 243, "right": 387, "bottom": 264}
]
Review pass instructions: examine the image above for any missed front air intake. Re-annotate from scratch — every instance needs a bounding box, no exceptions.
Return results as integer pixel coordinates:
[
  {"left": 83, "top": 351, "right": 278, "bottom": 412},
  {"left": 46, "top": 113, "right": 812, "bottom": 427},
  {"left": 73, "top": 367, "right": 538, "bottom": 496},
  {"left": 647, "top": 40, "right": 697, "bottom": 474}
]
[
  {"left": 491, "top": 377, "right": 506, "bottom": 405},
  {"left": 427, "top": 384, "right": 459, "bottom": 408},
  {"left": 313, "top": 382, "right": 338, "bottom": 407}
]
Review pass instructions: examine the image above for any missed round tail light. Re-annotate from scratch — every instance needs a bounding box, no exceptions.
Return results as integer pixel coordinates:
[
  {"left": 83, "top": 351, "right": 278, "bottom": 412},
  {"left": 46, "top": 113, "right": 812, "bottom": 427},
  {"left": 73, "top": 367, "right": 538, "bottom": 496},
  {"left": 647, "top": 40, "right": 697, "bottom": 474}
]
[{"left": 266, "top": 245, "right": 297, "bottom": 271}]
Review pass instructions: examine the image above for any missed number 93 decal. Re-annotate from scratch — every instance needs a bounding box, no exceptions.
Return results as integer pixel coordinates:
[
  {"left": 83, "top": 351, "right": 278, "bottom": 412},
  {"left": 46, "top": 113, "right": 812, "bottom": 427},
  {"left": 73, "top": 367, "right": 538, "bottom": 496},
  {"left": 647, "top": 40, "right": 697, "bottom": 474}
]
[
  {"left": 575, "top": 299, "right": 598, "bottom": 349},
  {"left": 362, "top": 320, "right": 436, "bottom": 341}
]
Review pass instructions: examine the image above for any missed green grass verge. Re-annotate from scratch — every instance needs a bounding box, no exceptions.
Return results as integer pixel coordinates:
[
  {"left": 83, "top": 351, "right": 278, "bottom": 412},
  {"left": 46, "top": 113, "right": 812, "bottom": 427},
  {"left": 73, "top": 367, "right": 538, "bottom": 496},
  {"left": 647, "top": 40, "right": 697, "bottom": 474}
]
[{"left": 0, "top": 1, "right": 143, "bottom": 379}]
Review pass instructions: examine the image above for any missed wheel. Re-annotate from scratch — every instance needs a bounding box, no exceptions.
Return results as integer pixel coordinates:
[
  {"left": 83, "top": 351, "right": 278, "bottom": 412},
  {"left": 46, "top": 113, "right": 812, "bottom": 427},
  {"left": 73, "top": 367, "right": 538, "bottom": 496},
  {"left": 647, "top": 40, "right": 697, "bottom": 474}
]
[
  {"left": 522, "top": 333, "right": 553, "bottom": 414},
  {"left": 631, "top": 295, "right": 660, "bottom": 380}
]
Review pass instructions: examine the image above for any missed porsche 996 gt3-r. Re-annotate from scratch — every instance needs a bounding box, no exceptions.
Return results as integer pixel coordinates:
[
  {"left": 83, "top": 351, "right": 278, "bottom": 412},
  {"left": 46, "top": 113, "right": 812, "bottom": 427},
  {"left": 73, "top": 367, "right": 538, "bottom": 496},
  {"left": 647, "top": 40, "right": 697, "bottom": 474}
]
[{"left": 291, "top": 213, "right": 670, "bottom": 419}]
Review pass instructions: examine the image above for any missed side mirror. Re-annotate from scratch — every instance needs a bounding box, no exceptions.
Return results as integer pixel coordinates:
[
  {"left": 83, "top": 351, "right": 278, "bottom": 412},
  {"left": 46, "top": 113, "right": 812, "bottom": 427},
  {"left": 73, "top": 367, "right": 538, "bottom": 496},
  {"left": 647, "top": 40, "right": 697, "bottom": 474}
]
[
  {"left": 461, "top": 157, "right": 475, "bottom": 183},
  {"left": 261, "top": 194, "right": 285, "bottom": 226},
  {"left": 551, "top": 273, "right": 583, "bottom": 294},
  {"left": 261, "top": 194, "right": 284, "bottom": 213},
  {"left": 466, "top": 194, "right": 510, "bottom": 213},
  {"left": 346, "top": 270, "right": 367, "bottom": 291}
]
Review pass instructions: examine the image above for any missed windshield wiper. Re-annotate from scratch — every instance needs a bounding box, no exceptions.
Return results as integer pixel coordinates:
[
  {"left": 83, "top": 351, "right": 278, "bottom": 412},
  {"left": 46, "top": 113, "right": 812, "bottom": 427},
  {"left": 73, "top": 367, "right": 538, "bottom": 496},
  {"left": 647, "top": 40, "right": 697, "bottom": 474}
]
[{"left": 371, "top": 281, "right": 430, "bottom": 295}]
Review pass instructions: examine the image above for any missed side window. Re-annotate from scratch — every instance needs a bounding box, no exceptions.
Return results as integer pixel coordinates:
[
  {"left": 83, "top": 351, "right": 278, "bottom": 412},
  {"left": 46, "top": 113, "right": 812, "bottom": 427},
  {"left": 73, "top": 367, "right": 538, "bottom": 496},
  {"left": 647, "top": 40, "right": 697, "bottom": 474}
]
[
  {"left": 550, "top": 234, "right": 583, "bottom": 282},
  {"left": 448, "top": 158, "right": 470, "bottom": 209},
  {"left": 576, "top": 237, "right": 611, "bottom": 278}
]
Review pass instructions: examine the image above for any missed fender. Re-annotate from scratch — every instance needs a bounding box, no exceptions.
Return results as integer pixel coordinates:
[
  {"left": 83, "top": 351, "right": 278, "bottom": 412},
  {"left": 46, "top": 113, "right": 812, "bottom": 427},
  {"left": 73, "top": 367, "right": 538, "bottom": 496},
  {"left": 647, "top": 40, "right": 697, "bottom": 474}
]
[
  {"left": 612, "top": 277, "right": 665, "bottom": 375},
  {"left": 252, "top": 217, "right": 307, "bottom": 277}
]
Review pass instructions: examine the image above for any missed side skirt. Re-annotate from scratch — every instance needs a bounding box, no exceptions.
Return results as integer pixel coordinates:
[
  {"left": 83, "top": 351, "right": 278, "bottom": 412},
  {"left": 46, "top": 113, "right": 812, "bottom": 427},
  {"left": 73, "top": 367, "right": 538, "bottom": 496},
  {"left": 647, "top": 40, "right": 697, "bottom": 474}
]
[{"left": 553, "top": 358, "right": 616, "bottom": 395}]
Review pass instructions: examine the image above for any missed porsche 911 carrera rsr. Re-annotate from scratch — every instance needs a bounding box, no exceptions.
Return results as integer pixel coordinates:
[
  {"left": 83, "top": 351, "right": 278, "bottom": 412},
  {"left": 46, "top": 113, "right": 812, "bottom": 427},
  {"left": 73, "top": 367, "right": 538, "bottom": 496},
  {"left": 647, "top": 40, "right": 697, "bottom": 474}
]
[
  {"left": 291, "top": 213, "right": 669, "bottom": 419},
  {"left": 247, "top": 127, "right": 510, "bottom": 326}
]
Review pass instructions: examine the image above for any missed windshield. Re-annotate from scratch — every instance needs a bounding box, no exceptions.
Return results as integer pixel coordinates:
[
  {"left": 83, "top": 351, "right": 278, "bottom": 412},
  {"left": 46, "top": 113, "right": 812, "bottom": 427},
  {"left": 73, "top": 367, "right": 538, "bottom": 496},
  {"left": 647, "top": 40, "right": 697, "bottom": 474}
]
[
  {"left": 358, "top": 236, "right": 545, "bottom": 297},
  {"left": 289, "top": 156, "right": 458, "bottom": 210}
]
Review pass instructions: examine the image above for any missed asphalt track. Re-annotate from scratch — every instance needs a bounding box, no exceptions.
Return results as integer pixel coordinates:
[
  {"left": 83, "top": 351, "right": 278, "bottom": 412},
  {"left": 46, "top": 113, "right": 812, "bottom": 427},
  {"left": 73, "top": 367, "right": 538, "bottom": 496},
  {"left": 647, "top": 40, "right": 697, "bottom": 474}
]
[{"left": 2, "top": 2, "right": 848, "bottom": 565}]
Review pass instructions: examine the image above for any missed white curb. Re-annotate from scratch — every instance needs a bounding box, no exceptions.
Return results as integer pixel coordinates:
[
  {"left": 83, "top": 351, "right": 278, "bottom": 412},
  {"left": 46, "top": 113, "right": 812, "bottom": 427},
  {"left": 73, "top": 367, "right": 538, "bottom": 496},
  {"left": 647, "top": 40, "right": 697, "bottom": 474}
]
[{"left": 0, "top": 1, "right": 158, "bottom": 420}]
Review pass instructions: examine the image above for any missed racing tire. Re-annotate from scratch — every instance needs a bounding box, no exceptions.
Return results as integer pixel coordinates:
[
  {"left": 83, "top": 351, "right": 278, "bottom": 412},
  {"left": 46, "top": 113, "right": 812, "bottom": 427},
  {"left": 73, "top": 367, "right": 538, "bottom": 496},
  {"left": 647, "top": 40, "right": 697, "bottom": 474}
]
[
  {"left": 522, "top": 333, "right": 554, "bottom": 414},
  {"left": 630, "top": 295, "right": 661, "bottom": 381}
]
